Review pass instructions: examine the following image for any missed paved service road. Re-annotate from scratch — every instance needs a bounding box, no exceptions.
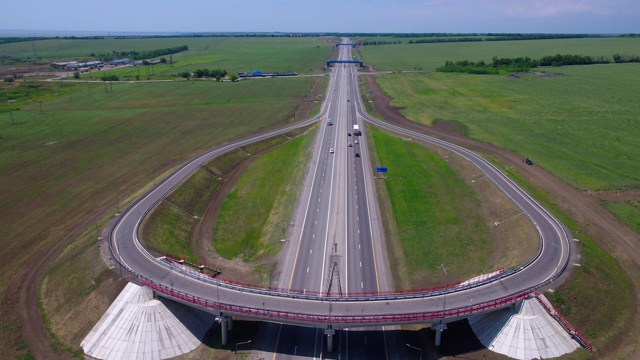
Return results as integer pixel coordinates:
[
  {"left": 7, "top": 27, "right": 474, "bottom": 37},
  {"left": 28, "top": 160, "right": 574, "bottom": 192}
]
[{"left": 109, "top": 37, "right": 572, "bottom": 353}]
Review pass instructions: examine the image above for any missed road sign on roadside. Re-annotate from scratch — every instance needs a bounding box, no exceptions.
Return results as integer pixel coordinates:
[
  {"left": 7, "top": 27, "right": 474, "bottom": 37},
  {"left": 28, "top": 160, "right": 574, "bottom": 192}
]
[{"left": 376, "top": 167, "right": 388, "bottom": 173}]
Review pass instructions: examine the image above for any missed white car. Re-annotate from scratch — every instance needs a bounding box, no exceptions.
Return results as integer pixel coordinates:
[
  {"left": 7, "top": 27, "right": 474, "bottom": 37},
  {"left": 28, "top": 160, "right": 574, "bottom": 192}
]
[
  {"left": 354, "top": 140, "right": 359, "bottom": 144},
  {"left": 329, "top": 148, "right": 334, "bottom": 153}
]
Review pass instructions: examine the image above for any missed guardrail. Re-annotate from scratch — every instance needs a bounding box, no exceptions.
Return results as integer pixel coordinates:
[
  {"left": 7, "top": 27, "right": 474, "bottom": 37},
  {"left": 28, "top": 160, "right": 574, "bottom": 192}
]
[
  {"left": 141, "top": 277, "right": 534, "bottom": 325},
  {"left": 161, "top": 254, "right": 507, "bottom": 300},
  {"left": 534, "top": 292, "right": 593, "bottom": 351}
]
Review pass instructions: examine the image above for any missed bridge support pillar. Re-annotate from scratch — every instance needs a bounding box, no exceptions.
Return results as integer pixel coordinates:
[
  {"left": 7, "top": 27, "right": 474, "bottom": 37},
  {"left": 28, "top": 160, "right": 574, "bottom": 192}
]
[
  {"left": 324, "top": 327, "right": 336, "bottom": 352},
  {"left": 220, "top": 316, "right": 229, "bottom": 345},
  {"left": 227, "top": 316, "right": 233, "bottom": 331},
  {"left": 432, "top": 322, "right": 447, "bottom": 347}
]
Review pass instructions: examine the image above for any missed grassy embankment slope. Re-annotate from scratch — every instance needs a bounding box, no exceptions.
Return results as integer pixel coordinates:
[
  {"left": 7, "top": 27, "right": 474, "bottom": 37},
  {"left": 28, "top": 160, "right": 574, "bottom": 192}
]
[
  {"left": 360, "top": 38, "right": 639, "bottom": 354},
  {"left": 211, "top": 130, "right": 314, "bottom": 284},
  {"left": 140, "top": 125, "right": 313, "bottom": 281},
  {"left": 0, "top": 35, "right": 332, "bottom": 359},
  {"left": 367, "top": 127, "right": 537, "bottom": 289}
]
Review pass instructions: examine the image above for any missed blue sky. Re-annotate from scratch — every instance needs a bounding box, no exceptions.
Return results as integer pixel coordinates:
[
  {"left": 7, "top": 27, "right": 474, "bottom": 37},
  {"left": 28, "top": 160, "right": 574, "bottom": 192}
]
[{"left": 4, "top": 0, "right": 639, "bottom": 34}]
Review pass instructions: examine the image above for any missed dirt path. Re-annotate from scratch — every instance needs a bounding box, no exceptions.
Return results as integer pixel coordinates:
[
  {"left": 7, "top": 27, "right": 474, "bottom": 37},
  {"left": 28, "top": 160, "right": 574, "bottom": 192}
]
[{"left": 364, "top": 74, "right": 640, "bottom": 357}]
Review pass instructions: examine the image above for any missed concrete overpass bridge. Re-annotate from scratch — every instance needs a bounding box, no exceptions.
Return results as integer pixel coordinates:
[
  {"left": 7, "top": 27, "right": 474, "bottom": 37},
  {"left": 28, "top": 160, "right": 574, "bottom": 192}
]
[{"left": 326, "top": 59, "right": 363, "bottom": 67}]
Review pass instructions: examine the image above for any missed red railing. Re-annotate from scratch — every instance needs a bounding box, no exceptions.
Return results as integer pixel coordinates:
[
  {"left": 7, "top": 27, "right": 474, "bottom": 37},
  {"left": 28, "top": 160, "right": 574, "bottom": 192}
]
[
  {"left": 162, "top": 254, "right": 505, "bottom": 299},
  {"left": 163, "top": 254, "right": 221, "bottom": 276},
  {"left": 141, "top": 277, "right": 532, "bottom": 325},
  {"left": 534, "top": 292, "right": 593, "bottom": 351}
]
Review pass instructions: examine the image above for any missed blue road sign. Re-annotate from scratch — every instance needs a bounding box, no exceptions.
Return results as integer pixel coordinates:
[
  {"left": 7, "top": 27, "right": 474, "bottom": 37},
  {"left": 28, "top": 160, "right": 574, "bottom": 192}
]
[{"left": 376, "top": 167, "right": 388, "bottom": 173}]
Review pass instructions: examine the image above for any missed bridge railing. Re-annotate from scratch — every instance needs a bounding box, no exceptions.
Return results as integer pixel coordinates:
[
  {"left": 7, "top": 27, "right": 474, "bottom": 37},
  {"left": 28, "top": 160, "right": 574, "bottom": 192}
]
[
  {"left": 161, "top": 254, "right": 507, "bottom": 300},
  {"left": 534, "top": 292, "right": 593, "bottom": 351},
  {"left": 141, "top": 276, "right": 535, "bottom": 324}
]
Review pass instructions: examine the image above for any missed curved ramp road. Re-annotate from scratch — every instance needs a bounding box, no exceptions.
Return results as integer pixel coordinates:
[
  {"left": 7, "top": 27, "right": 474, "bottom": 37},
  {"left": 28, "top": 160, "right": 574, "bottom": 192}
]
[{"left": 108, "top": 41, "right": 572, "bottom": 336}]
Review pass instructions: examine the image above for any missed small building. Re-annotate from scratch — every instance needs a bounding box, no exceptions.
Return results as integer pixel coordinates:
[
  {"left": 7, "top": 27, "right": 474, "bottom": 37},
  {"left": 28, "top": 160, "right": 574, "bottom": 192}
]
[
  {"left": 65, "top": 62, "right": 80, "bottom": 70},
  {"left": 108, "top": 58, "right": 131, "bottom": 66},
  {"left": 50, "top": 62, "right": 73, "bottom": 68}
]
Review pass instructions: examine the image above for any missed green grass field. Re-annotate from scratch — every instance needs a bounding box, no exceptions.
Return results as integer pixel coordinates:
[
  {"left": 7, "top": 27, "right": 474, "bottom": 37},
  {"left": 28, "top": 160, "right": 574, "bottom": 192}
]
[
  {"left": 605, "top": 201, "right": 640, "bottom": 235},
  {"left": 360, "top": 37, "right": 640, "bottom": 71},
  {"left": 214, "top": 131, "right": 313, "bottom": 268},
  {"left": 367, "top": 64, "right": 640, "bottom": 190},
  {"left": 0, "top": 73, "right": 321, "bottom": 357},
  {"left": 369, "top": 127, "right": 495, "bottom": 286},
  {"left": 0, "top": 36, "right": 335, "bottom": 79}
]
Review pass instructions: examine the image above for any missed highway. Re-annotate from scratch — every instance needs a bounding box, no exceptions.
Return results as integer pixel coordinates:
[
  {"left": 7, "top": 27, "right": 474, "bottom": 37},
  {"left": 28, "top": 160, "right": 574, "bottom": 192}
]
[
  {"left": 108, "top": 38, "right": 574, "bottom": 354},
  {"left": 271, "top": 40, "right": 391, "bottom": 358}
]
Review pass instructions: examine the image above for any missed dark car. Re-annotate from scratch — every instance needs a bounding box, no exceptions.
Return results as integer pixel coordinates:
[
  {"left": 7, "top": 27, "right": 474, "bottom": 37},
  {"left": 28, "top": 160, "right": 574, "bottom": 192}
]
[
  {"left": 348, "top": 132, "right": 352, "bottom": 136},
  {"left": 524, "top": 158, "right": 533, "bottom": 165},
  {"left": 355, "top": 153, "right": 360, "bottom": 157}
]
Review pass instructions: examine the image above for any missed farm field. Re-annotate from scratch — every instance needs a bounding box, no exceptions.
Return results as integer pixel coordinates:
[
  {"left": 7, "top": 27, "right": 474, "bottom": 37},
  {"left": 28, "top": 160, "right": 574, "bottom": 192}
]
[
  {"left": 605, "top": 200, "right": 640, "bottom": 235},
  {"left": 367, "top": 64, "right": 640, "bottom": 190},
  {"left": 0, "top": 36, "right": 335, "bottom": 78},
  {"left": 0, "top": 72, "right": 323, "bottom": 358},
  {"left": 359, "top": 37, "right": 640, "bottom": 71}
]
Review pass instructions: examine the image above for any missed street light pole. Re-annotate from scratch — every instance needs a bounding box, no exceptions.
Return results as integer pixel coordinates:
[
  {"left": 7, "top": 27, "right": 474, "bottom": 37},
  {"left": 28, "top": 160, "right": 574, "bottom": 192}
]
[
  {"left": 406, "top": 343, "right": 422, "bottom": 360},
  {"left": 441, "top": 264, "right": 448, "bottom": 320}
]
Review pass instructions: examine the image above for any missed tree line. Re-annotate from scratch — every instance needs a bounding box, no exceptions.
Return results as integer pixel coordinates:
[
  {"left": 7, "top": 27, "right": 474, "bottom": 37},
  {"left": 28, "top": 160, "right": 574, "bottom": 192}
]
[
  {"left": 363, "top": 33, "right": 604, "bottom": 46},
  {"left": 437, "top": 53, "right": 640, "bottom": 74},
  {"left": 361, "top": 40, "right": 402, "bottom": 46},
  {"left": 176, "top": 68, "right": 228, "bottom": 81},
  {"left": 90, "top": 45, "right": 188, "bottom": 61}
]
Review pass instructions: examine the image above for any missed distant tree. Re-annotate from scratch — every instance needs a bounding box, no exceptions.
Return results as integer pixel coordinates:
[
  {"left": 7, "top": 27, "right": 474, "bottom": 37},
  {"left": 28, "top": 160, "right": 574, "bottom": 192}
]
[
  {"left": 142, "top": 60, "right": 150, "bottom": 65},
  {"left": 230, "top": 74, "right": 239, "bottom": 82},
  {"left": 73, "top": 72, "right": 80, "bottom": 79},
  {"left": 3, "top": 77, "right": 14, "bottom": 83},
  {"left": 100, "top": 74, "right": 119, "bottom": 81},
  {"left": 160, "top": 57, "right": 167, "bottom": 63},
  {"left": 177, "top": 71, "right": 190, "bottom": 79},
  {"left": 215, "top": 74, "right": 222, "bottom": 82}
]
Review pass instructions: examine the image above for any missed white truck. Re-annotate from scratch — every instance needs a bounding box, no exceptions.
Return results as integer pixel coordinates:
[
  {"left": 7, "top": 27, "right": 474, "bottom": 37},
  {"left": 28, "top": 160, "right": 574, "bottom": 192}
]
[{"left": 353, "top": 124, "right": 360, "bottom": 135}]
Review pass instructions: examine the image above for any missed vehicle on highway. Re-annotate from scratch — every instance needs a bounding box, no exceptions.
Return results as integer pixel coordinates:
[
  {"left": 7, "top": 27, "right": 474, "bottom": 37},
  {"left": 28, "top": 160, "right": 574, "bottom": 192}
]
[
  {"left": 329, "top": 148, "right": 334, "bottom": 154},
  {"left": 348, "top": 142, "right": 352, "bottom": 147},
  {"left": 348, "top": 132, "right": 351, "bottom": 136},
  {"left": 327, "top": 118, "right": 332, "bottom": 126},
  {"left": 525, "top": 158, "right": 534, "bottom": 165},
  {"left": 354, "top": 140, "right": 359, "bottom": 144},
  {"left": 355, "top": 153, "right": 360, "bottom": 157},
  {"left": 353, "top": 124, "right": 360, "bottom": 135}
]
